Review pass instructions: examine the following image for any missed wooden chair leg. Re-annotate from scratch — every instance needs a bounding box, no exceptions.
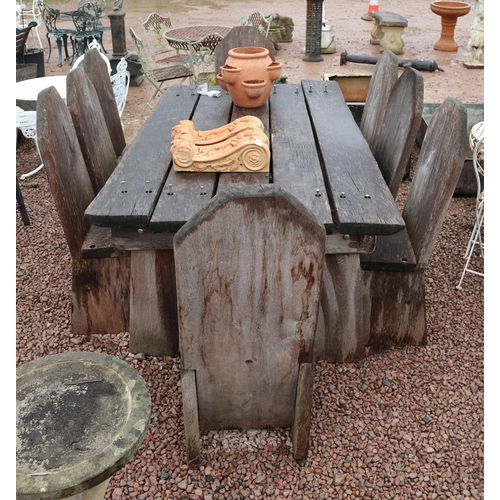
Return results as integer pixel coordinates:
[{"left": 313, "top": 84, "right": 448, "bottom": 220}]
[
  {"left": 181, "top": 369, "right": 201, "bottom": 467},
  {"left": 291, "top": 363, "right": 314, "bottom": 463}
]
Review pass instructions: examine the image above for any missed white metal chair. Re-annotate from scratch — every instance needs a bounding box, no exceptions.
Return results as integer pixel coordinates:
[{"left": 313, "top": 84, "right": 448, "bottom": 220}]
[
  {"left": 110, "top": 57, "right": 130, "bottom": 120},
  {"left": 16, "top": 106, "right": 44, "bottom": 180},
  {"left": 17, "top": 0, "right": 43, "bottom": 47},
  {"left": 240, "top": 11, "right": 275, "bottom": 38},
  {"left": 71, "top": 37, "right": 111, "bottom": 74},
  {"left": 457, "top": 121, "right": 484, "bottom": 289}
]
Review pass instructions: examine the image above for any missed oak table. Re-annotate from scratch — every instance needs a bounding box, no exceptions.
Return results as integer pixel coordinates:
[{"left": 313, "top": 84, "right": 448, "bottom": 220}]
[{"left": 85, "top": 80, "right": 405, "bottom": 357}]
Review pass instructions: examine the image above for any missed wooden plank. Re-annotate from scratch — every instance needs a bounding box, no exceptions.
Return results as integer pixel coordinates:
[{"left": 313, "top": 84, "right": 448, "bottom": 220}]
[
  {"left": 85, "top": 86, "right": 199, "bottom": 228},
  {"left": 363, "top": 269, "right": 427, "bottom": 351},
  {"left": 174, "top": 185, "right": 325, "bottom": 430},
  {"left": 291, "top": 363, "right": 314, "bottom": 461},
  {"left": 129, "top": 250, "right": 179, "bottom": 356},
  {"left": 359, "top": 50, "right": 399, "bottom": 151},
  {"left": 84, "top": 48, "right": 126, "bottom": 158},
  {"left": 71, "top": 256, "right": 130, "bottom": 335},
  {"left": 217, "top": 102, "right": 271, "bottom": 187},
  {"left": 269, "top": 84, "right": 334, "bottom": 233},
  {"left": 319, "top": 253, "right": 370, "bottom": 362},
  {"left": 181, "top": 370, "right": 201, "bottom": 467},
  {"left": 37, "top": 86, "right": 95, "bottom": 259},
  {"left": 360, "top": 228, "right": 417, "bottom": 272},
  {"left": 372, "top": 67, "right": 424, "bottom": 198},
  {"left": 150, "top": 90, "right": 233, "bottom": 232},
  {"left": 302, "top": 79, "right": 405, "bottom": 236},
  {"left": 67, "top": 67, "right": 118, "bottom": 195},
  {"left": 403, "top": 97, "right": 467, "bottom": 268}
]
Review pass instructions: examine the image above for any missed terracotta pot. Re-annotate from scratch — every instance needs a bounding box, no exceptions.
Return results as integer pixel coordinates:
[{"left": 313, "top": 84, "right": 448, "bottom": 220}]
[
  {"left": 430, "top": 1, "right": 471, "bottom": 51},
  {"left": 216, "top": 46, "right": 282, "bottom": 108}
]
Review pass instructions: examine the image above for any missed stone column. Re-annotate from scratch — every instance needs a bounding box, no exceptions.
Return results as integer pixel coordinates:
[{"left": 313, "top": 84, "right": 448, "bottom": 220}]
[
  {"left": 108, "top": 0, "right": 144, "bottom": 85},
  {"left": 303, "top": 0, "right": 324, "bottom": 62}
]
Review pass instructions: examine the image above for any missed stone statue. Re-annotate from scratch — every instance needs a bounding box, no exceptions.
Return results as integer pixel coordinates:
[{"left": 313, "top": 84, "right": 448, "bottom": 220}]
[{"left": 113, "top": 0, "right": 123, "bottom": 11}]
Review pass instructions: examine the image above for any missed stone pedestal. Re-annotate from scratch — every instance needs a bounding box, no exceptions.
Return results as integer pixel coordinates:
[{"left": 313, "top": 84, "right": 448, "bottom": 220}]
[{"left": 16, "top": 352, "right": 151, "bottom": 500}]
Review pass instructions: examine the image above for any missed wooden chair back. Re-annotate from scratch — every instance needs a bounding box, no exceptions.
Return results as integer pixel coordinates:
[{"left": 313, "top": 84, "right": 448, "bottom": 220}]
[
  {"left": 16, "top": 22, "right": 38, "bottom": 60},
  {"left": 36, "top": 87, "right": 95, "bottom": 259},
  {"left": 83, "top": 48, "right": 126, "bottom": 157},
  {"left": 214, "top": 26, "right": 276, "bottom": 75},
  {"left": 174, "top": 185, "right": 325, "bottom": 463},
  {"left": 66, "top": 66, "right": 117, "bottom": 195},
  {"left": 372, "top": 66, "right": 424, "bottom": 198},
  {"left": 403, "top": 97, "right": 468, "bottom": 268},
  {"left": 360, "top": 50, "right": 399, "bottom": 151}
]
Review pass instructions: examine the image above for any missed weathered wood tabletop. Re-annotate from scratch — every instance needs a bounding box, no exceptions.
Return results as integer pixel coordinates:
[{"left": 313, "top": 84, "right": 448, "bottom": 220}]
[{"left": 85, "top": 80, "right": 404, "bottom": 241}]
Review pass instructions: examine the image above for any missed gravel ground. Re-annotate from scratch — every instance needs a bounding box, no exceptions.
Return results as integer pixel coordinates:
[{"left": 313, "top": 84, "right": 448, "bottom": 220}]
[
  {"left": 16, "top": 138, "right": 484, "bottom": 499},
  {"left": 15, "top": 0, "right": 485, "bottom": 496}
]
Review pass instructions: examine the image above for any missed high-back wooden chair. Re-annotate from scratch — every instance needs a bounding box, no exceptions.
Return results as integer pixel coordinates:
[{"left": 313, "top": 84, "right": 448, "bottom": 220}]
[
  {"left": 371, "top": 66, "right": 424, "bottom": 198},
  {"left": 37, "top": 84, "right": 130, "bottom": 335},
  {"left": 174, "top": 185, "right": 325, "bottom": 465},
  {"left": 66, "top": 66, "right": 117, "bottom": 194},
  {"left": 360, "top": 97, "right": 467, "bottom": 350},
  {"left": 359, "top": 49, "right": 399, "bottom": 152},
  {"left": 214, "top": 26, "right": 276, "bottom": 76},
  {"left": 83, "top": 47, "right": 126, "bottom": 157}
]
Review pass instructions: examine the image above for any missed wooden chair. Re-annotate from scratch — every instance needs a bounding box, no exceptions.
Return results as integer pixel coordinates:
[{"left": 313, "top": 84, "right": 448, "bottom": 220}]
[
  {"left": 129, "top": 27, "right": 193, "bottom": 115},
  {"left": 83, "top": 47, "right": 126, "bottom": 157},
  {"left": 359, "top": 49, "right": 399, "bottom": 152},
  {"left": 174, "top": 185, "right": 325, "bottom": 465},
  {"left": 36, "top": 76, "right": 130, "bottom": 335},
  {"left": 214, "top": 26, "right": 276, "bottom": 77},
  {"left": 16, "top": 21, "right": 39, "bottom": 62},
  {"left": 371, "top": 66, "right": 424, "bottom": 198},
  {"left": 360, "top": 97, "right": 467, "bottom": 351},
  {"left": 71, "top": 37, "right": 111, "bottom": 74}
]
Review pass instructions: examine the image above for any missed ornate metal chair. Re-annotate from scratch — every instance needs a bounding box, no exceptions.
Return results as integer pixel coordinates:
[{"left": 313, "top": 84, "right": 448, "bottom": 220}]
[
  {"left": 241, "top": 11, "right": 275, "bottom": 38},
  {"left": 139, "top": 12, "right": 188, "bottom": 65},
  {"left": 16, "top": 106, "right": 44, "bottom": 180},
  {"left": 129, "top": 27, "right": 193, "bottom": 115},
  {"left": 456, "top": 121, "right": 484, "bottom": 289},
  {"left": 110, "top": 57, "right": 130, "bottom": 120},
  {"left": 39, "top": 1, "right": 76, "bottom": 66},
  {"left": 71, "top": 2, "right": 105, "bottom": 58}
]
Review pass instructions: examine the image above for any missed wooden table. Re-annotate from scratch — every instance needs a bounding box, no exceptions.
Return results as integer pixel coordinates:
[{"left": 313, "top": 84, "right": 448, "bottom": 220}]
[{"left": 85, "top": 79, "right": 405, "bottom": 356}]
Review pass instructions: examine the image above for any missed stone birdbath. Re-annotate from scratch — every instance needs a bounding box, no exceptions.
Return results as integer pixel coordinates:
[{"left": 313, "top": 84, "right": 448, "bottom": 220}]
[
  {"left": 430, "top": 1, "right": 471, "bottom": 51},
  {"left": 16, "top": 351, "right": 151, "bottom": 500}
]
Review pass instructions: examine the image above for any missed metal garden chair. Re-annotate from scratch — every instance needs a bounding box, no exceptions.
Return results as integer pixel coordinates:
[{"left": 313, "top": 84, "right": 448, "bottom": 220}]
[
  {"left": 129, "top": 27, "right": 193, "bottom": 116},
  {"left": 39, "top": 1, "right": 76, "bottom": 66},
  {"left": 139, "top": 12, "right": 188, "bottom": 65}
]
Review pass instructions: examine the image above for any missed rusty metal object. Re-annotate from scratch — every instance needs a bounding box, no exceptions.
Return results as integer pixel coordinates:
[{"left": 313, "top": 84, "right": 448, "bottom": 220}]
[{"left": 340, "top": 51, "right": 444, "bottom": 72}]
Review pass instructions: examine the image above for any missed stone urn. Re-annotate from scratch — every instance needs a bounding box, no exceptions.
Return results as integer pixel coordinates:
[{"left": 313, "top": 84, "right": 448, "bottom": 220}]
[
  {"left": 430, "top": 1, "right": 471, "bottom": 51},
  {"left": 216, "top": 46, "right": 282, "bottom": 108}
]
